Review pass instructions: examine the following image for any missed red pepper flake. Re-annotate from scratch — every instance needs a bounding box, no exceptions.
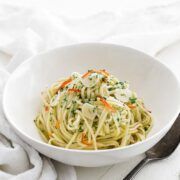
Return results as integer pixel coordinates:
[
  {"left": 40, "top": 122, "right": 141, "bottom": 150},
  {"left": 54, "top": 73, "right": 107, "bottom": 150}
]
[
  {"left": 98, "top": 96, "right": 116, "bottom": 112},
  {"left": 45, "top": 106, "right": 49, "bottom": 112},
  {"left": 127, "top": 103, "right": 136, "bottom": 109},
  {"left": 82, "top": 69, "right": 109, "bottom": 78},
  {"left": 82, "top": 71, "right": 93, "bottom": 78},
  {"left": 68, "top": 88, "right": 81, "bottom": 93},
  {"left": 81, "top": 132, "right": 92, "bottom": 146},
  {"left": 99, "top": 69, "right": 109, "bottom": 76},
  {"left": 55, "top": 78, "right": 73, "bottom": 94},
  {"left": 60, "top": 78, "right": 72, "bottom": 89}
]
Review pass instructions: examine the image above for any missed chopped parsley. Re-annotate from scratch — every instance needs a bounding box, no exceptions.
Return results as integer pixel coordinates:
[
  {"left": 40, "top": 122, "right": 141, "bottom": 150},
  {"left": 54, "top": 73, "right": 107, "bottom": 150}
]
[
  {"left": 119, "top": 81, "right": 124, "bottom": 86},
  {"left": 92, "top": 122, "right": 98, "bottom": 129},
  {"left": 78, "top": 126, "right": 83, "bottom": 132},
  {"left": 71, "top": 109, "right": 76, "bottom": 116},
  {"left": 109, "top": 87, "right": 116, "bottom": 91},
  {"left": 129, "top": 97, "right": 137, "bottom": 104},
  {"left": 63, "top": 96, "right": 67, "bottom": 102},
  {"left": 119, "top": 81, "right": 128, "bottom": 89}
]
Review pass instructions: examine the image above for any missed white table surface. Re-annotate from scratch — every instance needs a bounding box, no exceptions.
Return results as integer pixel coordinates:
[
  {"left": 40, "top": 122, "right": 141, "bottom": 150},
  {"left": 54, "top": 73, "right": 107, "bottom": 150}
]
[{"left": 0, "top": 0, "right": 180, "bottom": 179}]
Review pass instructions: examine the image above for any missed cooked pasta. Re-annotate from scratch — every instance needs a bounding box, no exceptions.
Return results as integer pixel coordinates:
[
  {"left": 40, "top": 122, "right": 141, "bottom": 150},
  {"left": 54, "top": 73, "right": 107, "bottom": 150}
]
[{"left": 34, "top": 69, "right": 153, "bottom": 150}]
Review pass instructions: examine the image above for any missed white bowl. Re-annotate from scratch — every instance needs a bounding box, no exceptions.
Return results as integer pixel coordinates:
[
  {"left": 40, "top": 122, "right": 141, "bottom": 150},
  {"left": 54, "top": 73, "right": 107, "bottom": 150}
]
[{"left": 3, "top": 43, "right": 180, "bottom": 167}]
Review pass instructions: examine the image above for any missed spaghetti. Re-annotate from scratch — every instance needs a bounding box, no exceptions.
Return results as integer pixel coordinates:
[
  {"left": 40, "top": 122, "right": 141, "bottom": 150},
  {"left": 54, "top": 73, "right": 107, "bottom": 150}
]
[{"left": 34, "top": 70, "right": 153, "bottom": 150}]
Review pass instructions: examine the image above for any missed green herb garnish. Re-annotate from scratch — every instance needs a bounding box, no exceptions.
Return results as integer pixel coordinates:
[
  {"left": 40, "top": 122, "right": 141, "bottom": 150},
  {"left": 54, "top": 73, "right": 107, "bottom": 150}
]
[
  {"left": 129, "top": 97, "right": 137, "bottom": 104},
  {"left": 78, "top": 126, "right": 83, "bottom": 132}
]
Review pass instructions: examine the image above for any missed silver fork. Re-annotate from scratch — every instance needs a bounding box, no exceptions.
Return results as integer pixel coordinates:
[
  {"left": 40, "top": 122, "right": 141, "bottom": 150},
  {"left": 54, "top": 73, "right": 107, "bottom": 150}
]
[{"left": 123, "top": 114, "right": 180, "bottom": 180}]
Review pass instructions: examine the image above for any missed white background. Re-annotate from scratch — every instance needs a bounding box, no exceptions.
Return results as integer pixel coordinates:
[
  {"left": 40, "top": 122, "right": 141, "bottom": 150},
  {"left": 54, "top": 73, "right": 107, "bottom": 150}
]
[
  {"left": 0, "top": 0, "right": 179, "bottom": 179},
  {"left": 0, "top": 0, "right": 179, "bottom": 18}
]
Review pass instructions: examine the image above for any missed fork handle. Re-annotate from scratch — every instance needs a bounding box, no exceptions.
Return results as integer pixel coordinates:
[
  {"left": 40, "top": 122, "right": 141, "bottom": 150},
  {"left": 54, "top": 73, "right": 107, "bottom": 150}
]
[{"left": 123, "top": 157, "right": 151, "bottom": 180}]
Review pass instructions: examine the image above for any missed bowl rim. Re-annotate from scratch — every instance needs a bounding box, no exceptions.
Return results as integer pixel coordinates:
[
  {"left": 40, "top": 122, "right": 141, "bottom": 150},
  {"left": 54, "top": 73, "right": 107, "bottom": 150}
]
[{"left": 3, "top": 42, "right": 180, "bottom": 153}]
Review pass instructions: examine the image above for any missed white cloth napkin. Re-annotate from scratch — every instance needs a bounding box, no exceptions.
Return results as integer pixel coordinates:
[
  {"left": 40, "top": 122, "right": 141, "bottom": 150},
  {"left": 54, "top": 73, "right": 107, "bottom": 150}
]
[{"left": 0, "top": 1, "right": 180, "bottom": 180}]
